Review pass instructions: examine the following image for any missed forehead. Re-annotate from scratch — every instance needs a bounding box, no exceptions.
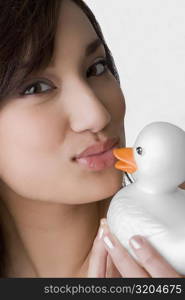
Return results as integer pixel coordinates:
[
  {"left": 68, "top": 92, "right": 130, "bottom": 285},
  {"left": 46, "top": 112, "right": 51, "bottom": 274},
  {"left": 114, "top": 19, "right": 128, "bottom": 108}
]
[{"left": 52, "top": 0, "right": 98, "bottom": 62}]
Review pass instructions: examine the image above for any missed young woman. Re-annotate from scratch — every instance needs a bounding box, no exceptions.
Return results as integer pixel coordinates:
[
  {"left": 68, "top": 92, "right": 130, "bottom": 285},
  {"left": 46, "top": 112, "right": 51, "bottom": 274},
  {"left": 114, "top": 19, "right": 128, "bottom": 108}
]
[{"left": 0, "top": 0, "right": 184, "bottom": 277}]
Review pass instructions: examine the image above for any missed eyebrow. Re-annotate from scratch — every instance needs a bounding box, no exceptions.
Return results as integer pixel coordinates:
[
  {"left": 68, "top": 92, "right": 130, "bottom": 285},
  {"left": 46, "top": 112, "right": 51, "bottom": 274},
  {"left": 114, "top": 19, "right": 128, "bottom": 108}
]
[{"left": 85, "top": 38, "right": 104, "bottom": 57}]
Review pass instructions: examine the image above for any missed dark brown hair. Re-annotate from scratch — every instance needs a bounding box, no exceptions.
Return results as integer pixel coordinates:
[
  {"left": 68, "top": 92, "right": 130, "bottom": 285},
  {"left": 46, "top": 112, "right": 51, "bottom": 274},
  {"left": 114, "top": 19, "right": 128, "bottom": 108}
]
[{"left": 0, "top": 0, "right": 120, "bottom": 277}]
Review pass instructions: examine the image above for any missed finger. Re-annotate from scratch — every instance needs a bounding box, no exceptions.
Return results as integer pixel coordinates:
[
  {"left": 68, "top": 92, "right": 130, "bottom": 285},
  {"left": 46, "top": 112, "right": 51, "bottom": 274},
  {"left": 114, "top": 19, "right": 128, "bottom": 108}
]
[
  {"left": 87, "top": 219, "right": 108, "bottom": 277},
  {"left": 102, "top": 220, "right": 149, "bottom": 277},
  {"left": 106, "top": 254, "right": 122, "bottom": 278},
  {"left": 129, "top": 235, "right": 181, "bottom": 278}
]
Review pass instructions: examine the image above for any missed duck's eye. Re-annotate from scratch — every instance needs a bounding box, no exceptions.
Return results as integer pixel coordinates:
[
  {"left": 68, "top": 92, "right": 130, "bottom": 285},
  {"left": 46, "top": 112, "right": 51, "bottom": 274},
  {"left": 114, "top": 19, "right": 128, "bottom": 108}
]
[{"left": 136, "top": 147, "right": 143, "bottom": 155}]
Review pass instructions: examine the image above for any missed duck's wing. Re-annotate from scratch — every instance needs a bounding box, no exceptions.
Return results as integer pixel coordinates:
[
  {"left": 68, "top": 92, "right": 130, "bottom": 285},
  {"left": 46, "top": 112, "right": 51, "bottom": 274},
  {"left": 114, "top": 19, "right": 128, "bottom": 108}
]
[
  {"left": 123, "top": 202, "right": 167, "bottom": 237},
  {"left": 107, "top": 198, "right": 167, "bottom": 248}
]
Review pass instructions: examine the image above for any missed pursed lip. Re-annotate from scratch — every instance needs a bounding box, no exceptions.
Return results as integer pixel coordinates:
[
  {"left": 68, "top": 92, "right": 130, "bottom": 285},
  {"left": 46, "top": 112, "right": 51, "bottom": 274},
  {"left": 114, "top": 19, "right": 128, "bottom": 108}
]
[{"left": 75, "top": 137, "right": 120, "bottom": 159}]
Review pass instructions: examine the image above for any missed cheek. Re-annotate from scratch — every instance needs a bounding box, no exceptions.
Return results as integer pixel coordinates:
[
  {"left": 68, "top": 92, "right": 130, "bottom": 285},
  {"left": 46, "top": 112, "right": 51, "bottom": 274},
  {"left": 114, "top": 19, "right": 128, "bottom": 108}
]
[
  {"left": 108, "top": 83, "right": 126, "bottom": 121},
  {"left": 104, "top": 77, "right": 126, "bottom": 146},
  {"left": 0, "top": 106, "right": 67, "bottom": 196},
  {"left": 93, "top": 75, "right": 126, "bottom": 123},
  {"left": 0, "top": 105, "right": 65, "bottom": 153}
]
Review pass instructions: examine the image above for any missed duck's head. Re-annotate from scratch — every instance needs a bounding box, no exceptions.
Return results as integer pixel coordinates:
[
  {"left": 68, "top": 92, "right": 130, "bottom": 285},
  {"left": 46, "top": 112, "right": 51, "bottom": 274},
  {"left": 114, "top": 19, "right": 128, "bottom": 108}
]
[{"left": 113, "top": 122, "right": 185, "bottom": 190}]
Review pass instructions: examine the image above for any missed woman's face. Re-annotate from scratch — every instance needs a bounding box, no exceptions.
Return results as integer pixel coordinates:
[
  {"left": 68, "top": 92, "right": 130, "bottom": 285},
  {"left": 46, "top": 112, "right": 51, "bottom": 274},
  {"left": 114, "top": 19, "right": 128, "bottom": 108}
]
[{"left": 0, "top": 0, "right": 126, "bottom": 204}]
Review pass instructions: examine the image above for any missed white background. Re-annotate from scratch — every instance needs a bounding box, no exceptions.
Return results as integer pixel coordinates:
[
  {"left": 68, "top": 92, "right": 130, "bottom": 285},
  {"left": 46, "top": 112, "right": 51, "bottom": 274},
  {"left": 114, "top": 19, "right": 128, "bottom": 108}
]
[{"left": 85, "top": 0, "right": 185, "bottom": 145}]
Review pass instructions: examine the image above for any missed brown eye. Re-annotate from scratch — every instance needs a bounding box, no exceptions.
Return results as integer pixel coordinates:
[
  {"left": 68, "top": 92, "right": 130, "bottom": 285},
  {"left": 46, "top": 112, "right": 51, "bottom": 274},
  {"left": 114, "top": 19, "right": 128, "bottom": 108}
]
[
  {"left": 136, "top": 146, "right": 143, "bottom": 155},
  {"left": 21, "top": 80, "right": 56, "bottom": 96},
  {"left": 87, "top": 59, "right": 108, "bottom": 77}
]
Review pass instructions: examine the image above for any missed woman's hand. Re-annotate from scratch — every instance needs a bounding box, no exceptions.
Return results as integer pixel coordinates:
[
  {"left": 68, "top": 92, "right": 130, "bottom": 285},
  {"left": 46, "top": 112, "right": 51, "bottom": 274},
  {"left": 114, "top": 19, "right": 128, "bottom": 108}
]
[{"left": 87, "top": 218, "right": 182, "bottom": 278}]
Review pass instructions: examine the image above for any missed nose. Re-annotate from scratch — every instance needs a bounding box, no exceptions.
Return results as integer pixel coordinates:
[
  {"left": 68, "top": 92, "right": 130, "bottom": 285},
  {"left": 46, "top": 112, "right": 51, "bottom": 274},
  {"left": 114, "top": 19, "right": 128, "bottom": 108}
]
[{"left": 67, "top": 79, "right": 111, "bottom": 133}]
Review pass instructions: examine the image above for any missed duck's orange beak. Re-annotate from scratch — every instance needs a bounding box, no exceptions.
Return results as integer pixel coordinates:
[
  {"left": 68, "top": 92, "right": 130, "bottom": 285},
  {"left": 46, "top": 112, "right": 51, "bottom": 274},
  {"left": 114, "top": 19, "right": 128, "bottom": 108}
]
[{"left": 113, "top": 147, "right": 137, "bottom": 173}]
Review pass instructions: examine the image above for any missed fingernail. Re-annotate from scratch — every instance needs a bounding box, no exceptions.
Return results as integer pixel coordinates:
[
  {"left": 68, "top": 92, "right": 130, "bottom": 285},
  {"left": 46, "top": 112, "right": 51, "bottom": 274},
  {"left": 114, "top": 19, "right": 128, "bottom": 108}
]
[
  {"left": 130, "top": 236, "right": 144, "bottom": 250},
  {"left": 98, "top": 226, "right": 104, "bottom": 240},
  {"left": 100, "top": 218, "right": 107, "bottom": 226},
  {"left": 103, "top": 235, "right": 114, "bottom": 249}
]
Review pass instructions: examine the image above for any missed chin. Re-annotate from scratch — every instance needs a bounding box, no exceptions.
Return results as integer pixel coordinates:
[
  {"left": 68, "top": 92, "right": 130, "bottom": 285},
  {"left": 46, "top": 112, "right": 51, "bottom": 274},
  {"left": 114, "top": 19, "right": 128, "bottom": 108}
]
[
  {"left": 71, "top": 168, "right": 124, "bottom": 204},
  {"left": 49, "top": 167, "right": 124, "bottom": 205}
]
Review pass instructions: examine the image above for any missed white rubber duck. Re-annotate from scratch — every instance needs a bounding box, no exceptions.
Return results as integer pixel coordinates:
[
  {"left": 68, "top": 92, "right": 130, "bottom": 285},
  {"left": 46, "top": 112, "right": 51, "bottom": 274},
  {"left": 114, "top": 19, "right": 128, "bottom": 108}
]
[{"left": 107, "top": 122, "right": 185, "bottom": 275}]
